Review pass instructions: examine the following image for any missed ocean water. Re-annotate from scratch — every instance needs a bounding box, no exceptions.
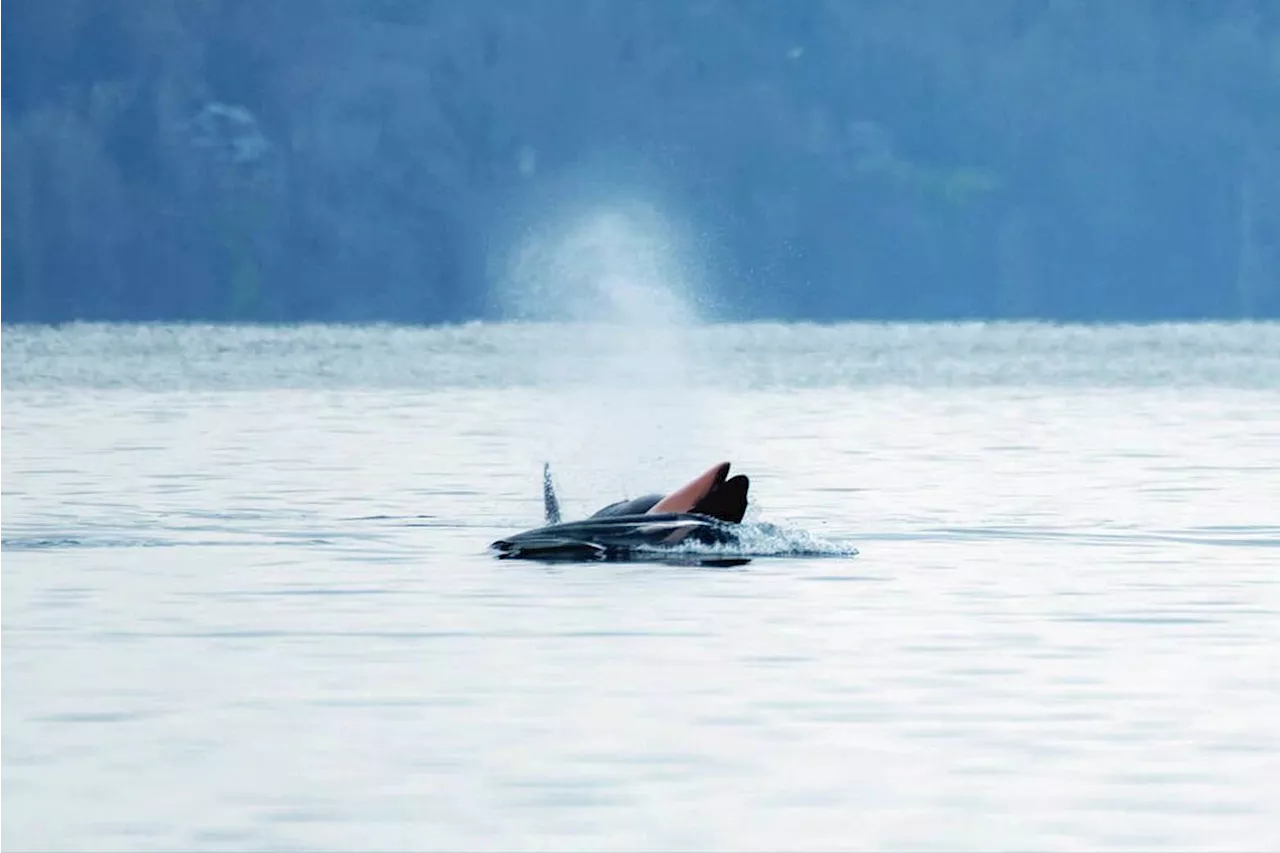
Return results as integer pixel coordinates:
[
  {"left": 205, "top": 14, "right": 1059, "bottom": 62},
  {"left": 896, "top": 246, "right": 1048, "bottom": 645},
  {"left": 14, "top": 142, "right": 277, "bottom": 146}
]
[{"left": 3, "top": 322, "right": 1279, "bottom": 852}]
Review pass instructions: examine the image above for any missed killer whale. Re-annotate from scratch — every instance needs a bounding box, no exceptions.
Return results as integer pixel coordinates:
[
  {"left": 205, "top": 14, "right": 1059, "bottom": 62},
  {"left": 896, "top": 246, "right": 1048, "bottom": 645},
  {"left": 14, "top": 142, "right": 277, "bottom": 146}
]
[{"left": 491, "top": 462, "right": 751, "bottom": 561}]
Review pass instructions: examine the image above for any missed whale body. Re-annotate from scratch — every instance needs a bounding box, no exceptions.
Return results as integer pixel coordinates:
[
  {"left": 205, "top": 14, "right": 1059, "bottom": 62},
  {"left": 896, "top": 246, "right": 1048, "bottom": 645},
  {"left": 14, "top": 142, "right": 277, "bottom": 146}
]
[{"left": 491, "top": 462, "right": 750, "bottom": 561}]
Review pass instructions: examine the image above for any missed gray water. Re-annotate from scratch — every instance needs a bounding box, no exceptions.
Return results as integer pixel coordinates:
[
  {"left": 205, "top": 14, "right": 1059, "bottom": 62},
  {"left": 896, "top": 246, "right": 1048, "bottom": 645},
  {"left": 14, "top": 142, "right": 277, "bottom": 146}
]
[{"left": 4, "top": 322, "right": 1279, "bottom": 852}]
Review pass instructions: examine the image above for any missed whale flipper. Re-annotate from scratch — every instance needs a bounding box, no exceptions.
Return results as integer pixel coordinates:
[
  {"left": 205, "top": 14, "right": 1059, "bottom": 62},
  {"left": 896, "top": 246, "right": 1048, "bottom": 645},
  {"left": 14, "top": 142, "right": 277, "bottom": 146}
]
[{"left": 543, "top": 463, "right": 562, "bottom": 525}]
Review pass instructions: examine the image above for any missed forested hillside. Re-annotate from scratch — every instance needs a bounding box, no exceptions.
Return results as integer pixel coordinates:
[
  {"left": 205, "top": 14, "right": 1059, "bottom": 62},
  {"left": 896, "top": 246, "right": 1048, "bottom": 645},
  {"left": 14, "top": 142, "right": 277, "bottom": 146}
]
[{"left": 3, "top": 0, "right": 1278, "bottom": 322}]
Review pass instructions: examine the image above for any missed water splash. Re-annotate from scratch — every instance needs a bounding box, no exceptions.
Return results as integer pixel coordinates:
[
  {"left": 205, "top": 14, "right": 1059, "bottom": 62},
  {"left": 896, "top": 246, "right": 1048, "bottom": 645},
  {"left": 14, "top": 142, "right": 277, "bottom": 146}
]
[
  {"left": 728, "top": 522, "right": 861, "bottom": 558},
  {"left": 536, "top": 520, "right": 859, "bottom": 566},
  {"left": 652, "top": 522, "right": 860, "bottom": 561},
  {"left": 494, "top": 200, "right": 717, "bottom": 501},
  {"left": 498, "top": 201, "right": 701, "bottom": 328}
]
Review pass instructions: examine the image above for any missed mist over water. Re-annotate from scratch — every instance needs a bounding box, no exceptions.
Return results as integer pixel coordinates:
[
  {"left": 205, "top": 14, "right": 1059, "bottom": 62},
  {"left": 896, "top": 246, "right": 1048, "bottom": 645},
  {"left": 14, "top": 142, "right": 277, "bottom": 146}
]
[{"left": 493, "top": 202, "right": 719, "bottom": 511}]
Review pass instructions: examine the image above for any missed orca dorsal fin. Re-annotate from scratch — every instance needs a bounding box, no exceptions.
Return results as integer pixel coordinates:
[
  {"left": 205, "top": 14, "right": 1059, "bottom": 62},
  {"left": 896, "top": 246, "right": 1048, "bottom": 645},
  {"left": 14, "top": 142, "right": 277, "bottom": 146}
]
[{"left": 543, "top": 462, "right": 562, "bottom": 525}]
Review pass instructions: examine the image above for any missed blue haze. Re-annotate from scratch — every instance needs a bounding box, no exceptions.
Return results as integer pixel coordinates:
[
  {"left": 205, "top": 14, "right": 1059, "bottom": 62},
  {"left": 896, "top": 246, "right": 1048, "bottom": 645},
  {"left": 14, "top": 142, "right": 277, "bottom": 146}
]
[{"left": 3, "top": 0, "right": 1279, "bottom": 323}]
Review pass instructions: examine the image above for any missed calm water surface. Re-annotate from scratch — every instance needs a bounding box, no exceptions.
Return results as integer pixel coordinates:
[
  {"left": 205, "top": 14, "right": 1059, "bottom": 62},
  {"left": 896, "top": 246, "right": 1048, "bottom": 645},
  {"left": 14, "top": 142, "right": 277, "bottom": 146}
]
[{"left": 4, "top": 323, "right": 1279, "bottom": 851}]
